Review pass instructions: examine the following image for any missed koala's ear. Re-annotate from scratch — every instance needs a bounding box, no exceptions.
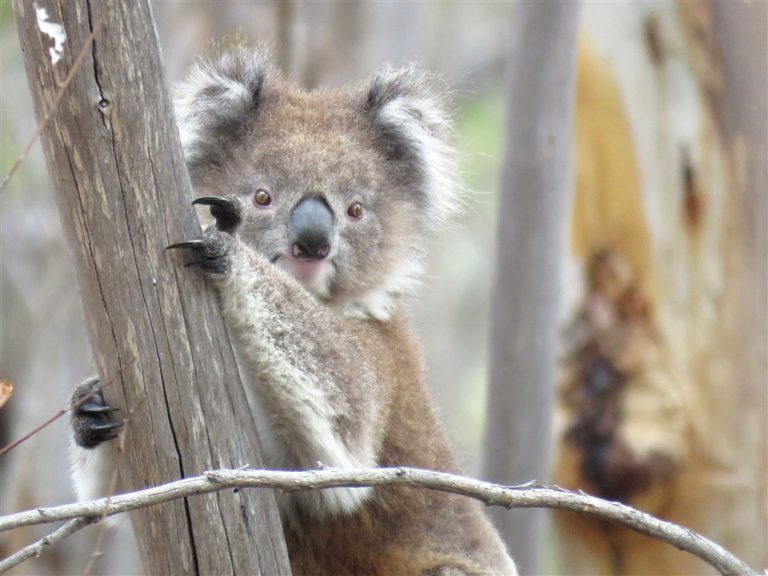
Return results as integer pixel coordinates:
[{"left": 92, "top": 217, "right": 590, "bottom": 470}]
[
  {"left": 364, "top": 67, "right": 459, "bottom": 225},
  {"left": 174, "top": 46, "right": 271, "bottom": 169}
]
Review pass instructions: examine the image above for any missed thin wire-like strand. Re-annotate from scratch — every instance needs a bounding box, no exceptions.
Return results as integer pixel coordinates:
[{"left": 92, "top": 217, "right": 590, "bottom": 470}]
[{"left": 0, "top": 4, "right": 111, "bottom": 194}]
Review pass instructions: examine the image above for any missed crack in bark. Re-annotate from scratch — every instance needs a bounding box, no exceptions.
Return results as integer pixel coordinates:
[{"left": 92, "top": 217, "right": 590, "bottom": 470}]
[
  {"left": 61, "top": 135, "right": 126, "bottom": 389},
  {"left": 84, "top": 2, "right": 200, "bottom": 571},
  {"left": 85, "top": 0, "right": 109, "bottom": 132}
]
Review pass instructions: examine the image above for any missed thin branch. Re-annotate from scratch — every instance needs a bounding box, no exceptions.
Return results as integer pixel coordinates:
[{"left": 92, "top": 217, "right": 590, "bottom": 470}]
[
  {"left": 0, "top": 2, "right": 110, "bottom": 195},
  {"left": 0, "top": 467, "right": 757, "bottom": 576},
  {"left": 0, "top": 517, "right": 96, "bottom": 573}
]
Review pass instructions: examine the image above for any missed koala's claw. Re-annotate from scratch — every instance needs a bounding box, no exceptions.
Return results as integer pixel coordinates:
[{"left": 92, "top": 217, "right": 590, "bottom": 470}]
[
  {"left": 166, "top": 230, "right": 234, "bottom": 276},
  {"left": 83, "top": 420, "right": 123, "bottom": 443},
  {"left": 78, "top": 402, "right": 119, "bottom": 415},
  {"left": 193, "top": 195, "right": 241, "bottom": 232},
  {"left": 71, "top": 380, "right": 122, "bottom": 449},
  {"left": 166, "top": 239, "right": 206, "bottom": 251}
]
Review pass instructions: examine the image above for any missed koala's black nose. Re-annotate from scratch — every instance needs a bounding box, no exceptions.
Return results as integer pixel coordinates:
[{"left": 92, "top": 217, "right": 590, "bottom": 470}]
[{"left": 288, "top": 197, "right": 334, "bottom": 260}]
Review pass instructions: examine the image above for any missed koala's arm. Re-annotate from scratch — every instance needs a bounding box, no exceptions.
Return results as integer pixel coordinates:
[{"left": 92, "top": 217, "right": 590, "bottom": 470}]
[
  {"left": 68, "top": 240, "right": 391, "bottom": 507},
  {"left": 215, "top": 238, "right": 394, "bottom": 484}
]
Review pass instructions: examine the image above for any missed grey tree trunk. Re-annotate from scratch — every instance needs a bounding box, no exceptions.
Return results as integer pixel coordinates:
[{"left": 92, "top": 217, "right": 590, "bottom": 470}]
[
  {"left": 482, "top": 1, "right": 580, "bottom": 574},
  {"left": 710, "top": 0, "right": 767, "bottom": 567},
  {"left": 12, "top": 1, "right": 291, "bottom": 574}
]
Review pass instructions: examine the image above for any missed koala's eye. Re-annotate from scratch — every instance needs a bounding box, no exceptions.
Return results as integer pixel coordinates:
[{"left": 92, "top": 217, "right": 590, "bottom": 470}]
[
  {"left": 347, "top": 201, "right": 364, "bottom": 220},
  {"left": 253, "top": 189, "right": 272, "bottom": 207}
]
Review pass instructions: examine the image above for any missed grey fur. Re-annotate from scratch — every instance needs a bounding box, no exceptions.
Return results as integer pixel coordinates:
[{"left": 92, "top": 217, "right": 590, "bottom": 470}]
[{"left": 174, "top": 47, "right": 269, "bottom": 171}]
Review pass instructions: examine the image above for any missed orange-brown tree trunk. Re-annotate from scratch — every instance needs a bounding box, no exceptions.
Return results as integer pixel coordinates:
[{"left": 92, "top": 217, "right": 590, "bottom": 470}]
[{"left": 553, "top": 2, "right": 766, "bottom": 574}]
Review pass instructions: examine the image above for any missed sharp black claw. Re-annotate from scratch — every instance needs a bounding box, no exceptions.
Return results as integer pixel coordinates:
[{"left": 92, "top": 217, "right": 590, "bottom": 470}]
[
  {"left": 90, "top": 421, "right": 124, "bottom": 432},
  {"left": 192, "top": 196, "right": 233, "bottom": 208},
  {"left": 193, "top": 195, "right": 241, "bottom": 232},
  {"left": 184, "top": 259, "right": 209, "bottom": 268},
  {"left": 79, "top": 402, "right": 119, "bottom": 415},
  {"left": 166, "top": 239, "right": 205, "bottom": 251}
]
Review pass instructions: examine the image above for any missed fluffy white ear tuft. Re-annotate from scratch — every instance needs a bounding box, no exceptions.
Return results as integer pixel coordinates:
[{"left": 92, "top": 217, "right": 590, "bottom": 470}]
[
  {"left": 365, "top": 67, "right": 459, "bottom": 226},
  {"left": 174, "top": 46, "right": 272, "bottom": 169}
]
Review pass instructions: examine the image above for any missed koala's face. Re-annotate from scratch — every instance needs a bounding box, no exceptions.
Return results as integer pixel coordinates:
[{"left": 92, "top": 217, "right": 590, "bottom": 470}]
[{"left": 176, "top": 49, "right": 456, "bottom": 318}]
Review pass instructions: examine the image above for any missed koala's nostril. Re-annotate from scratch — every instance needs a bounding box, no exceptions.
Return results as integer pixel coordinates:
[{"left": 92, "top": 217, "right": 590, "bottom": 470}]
[
  {"left": 289, "top": 196, "right": 334, "bottom": 261},
  {"left": 292, "top": 241, "right": 330, "bottom": 260}
]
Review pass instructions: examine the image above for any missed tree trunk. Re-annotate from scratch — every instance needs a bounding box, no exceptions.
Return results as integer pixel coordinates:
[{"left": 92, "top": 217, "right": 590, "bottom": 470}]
[
  {"left": 275, "top": 0, "right": 300, "bottom": 82},
  {"left": 552, "top": 1, "right": 767, "bottom": 573},
  {"left": 711, "top": 7, "right": 768, "bottom": 556},
  {"left": 482, "top": 2, "right": 580, "bottom": 574},
  {"left": 12, "top": 1, "right": 291, "bottom": 574}
]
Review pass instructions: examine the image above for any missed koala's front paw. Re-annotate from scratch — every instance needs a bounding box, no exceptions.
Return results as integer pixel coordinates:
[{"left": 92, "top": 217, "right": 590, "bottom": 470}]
[
  {"left": 193, "top": 195, "right": 242, "bottom": 233},
  {"left": 167, "top": 227, "right": 238, "bottom": 276},
  {"left": 167, "top": 196, "right": 241, "bottom": 275},
  {"left": 71, "top": 377, "right": 122, "bottom": 449}
]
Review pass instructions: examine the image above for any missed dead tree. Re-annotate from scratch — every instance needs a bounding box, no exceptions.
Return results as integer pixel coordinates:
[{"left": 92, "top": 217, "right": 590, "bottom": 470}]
[
  {"left": 482, "top": 1, "right": 580, "bottom": 573},
  {"left": 12, "top": 1, "right": 291, "bottom": 573}
]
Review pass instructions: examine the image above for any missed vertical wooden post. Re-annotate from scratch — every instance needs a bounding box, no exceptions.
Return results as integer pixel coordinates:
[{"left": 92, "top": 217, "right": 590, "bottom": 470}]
[{"left": 12, "top": 1, "right": 291, "bottom": 573}]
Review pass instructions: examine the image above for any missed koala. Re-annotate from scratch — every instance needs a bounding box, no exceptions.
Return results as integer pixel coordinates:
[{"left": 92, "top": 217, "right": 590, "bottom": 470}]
[{"left": 69, "top": 47, "right": 516, "bottom": 576}]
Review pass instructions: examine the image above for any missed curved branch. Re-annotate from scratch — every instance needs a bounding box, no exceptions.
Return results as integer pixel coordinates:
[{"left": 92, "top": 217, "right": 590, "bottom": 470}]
[
  {"left": 0, "top": 467, "right": 757, "bottom": 576},
  {"left": 0, "top": 517, "right": 96, "bottom": 573}
]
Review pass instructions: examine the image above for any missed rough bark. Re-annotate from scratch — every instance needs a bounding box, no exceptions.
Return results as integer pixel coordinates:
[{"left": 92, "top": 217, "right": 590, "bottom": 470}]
[
  {"left": 482, "top": 1, "right": 580, "bottom": 573},
  {"left": 11, "top": 1, "right": 291, "bottom": 574}
]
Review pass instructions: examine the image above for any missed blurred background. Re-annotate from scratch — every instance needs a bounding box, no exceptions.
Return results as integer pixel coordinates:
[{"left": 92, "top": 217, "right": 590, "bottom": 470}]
[{"left": 0, "top": 1, "right": 765, "bottom": 575}]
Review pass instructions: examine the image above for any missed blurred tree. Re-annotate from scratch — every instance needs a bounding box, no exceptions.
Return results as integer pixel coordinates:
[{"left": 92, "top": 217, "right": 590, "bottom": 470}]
[
  {"left": 553, "top": 1, "right": 767, "bottom": 573},
  {"left": 482, "top": 1, "right": 580, "bottom": 574},
  {"left": 275, "top": 0, "right": 300, "bottom": 81}
]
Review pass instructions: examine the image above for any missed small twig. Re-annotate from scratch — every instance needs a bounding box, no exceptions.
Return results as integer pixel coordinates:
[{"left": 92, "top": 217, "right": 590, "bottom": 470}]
[
  {"left": 0, "top": 467, "right": 757, "bottom": 576},
  {"left": 0, "top": 517, "right": 96, "bottom": 573},
  {"left": 0, "top": 359, "right": 133, "bottom": 458},
  {"left": 0, "top": 3, "right": 110, "bottom": 195}
]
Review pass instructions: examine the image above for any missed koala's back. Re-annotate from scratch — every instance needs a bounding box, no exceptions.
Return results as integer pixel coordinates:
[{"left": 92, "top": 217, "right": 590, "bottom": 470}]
[{"left": 288, "top": 490, "right": 514, "bottom": 576}]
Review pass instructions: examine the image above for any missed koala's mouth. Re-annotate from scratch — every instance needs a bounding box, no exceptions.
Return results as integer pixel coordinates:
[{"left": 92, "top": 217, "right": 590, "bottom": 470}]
[{"left": 273, "top": 254, "right": 334, "bottom": 296}]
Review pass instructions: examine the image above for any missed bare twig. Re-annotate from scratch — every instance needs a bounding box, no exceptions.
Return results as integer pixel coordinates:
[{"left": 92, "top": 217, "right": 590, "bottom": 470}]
[
  {"left": 0, "top": 467, "right": 757, "bottom": 576},
  {"left": 0, "top": 3, "right": 110, "bottom": 195},
  {"left": 0, "top": 517, "right": 96, "bottom": 573}
]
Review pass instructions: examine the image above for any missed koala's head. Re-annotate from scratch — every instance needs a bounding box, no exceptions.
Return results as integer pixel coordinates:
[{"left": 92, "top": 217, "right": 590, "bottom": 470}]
[{"left": 174, "top": 47, "right": 458, "bottom": 320}]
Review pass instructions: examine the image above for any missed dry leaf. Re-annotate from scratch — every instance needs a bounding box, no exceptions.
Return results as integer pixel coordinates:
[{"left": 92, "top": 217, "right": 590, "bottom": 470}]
[{"left": 0, "top": 379, "right": 13, "bottom": 409}]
